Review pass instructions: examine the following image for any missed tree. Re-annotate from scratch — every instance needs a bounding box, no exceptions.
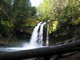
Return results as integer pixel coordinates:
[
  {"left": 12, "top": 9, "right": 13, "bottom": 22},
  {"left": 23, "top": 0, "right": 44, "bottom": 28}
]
[
  {"left": 0, "top": 0, "right": 12, "bottom": 37},
  {"left": 0, "top": 0, "right": 37, "bottom": 38},
  {"left": 11, "top": 0, "right": 36, "bottom": 33},
  {"left": 37, "top": 0, "right": 80, "bottom": 41},
  {"left": 37, "top": 0, "right": 51, "bottom": 21}
]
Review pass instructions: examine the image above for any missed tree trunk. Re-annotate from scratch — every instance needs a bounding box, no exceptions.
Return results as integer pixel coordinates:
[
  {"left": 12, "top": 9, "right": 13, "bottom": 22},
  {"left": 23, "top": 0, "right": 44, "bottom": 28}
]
[{"left": 0, "top": 40, "right": 80, "bottom": 60}]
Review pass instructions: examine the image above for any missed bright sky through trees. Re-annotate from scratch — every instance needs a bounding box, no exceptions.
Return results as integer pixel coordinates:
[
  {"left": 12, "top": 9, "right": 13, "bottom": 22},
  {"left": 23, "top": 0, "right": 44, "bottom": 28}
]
[{"left": 30, "top": 0, "right": 43, "bottom": 7}]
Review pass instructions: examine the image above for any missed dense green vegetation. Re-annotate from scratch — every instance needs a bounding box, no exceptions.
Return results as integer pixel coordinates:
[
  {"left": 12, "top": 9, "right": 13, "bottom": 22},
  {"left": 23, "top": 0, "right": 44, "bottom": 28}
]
[
  {"left": 0, "top": 0, "right": 80, "bottom": 45},
  {"left": 38, "top": 0, "right": 80, "bottom": 43},
  {"left": 0, "top": 0, "right": 37, "bottom": 42}
]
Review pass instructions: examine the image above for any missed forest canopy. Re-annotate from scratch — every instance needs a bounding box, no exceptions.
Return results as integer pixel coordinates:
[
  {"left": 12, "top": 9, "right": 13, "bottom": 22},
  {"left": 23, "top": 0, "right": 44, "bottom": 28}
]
[{"left": 0, "top": 0, "right": 80, "bottom": 43}]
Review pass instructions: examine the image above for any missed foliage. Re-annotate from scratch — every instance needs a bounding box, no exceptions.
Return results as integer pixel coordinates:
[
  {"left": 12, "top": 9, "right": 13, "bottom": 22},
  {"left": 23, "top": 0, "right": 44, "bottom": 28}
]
[
  {"left": 37, "top": 0, "right": 51, "bottom": 21},
  {"left": 0, "top": 0, "right": 80, "bottom": 41},
  {"left": 37, "top": 0, "right": 80, "bottom": 34},
  {"left": 71, "top": 17, "right": 80, "bottom": 25},
  {"left": 0, "top": 0, "right": 37, "bottom": 37},
  {"left": 0, "top": 0, "right": 12, "bottom": 37},
  {"left": 49, "top": 20, "right": 58, "bottom": 33},
  {"left": 11, "top": 0, "right": 38, "bottom": 34}
]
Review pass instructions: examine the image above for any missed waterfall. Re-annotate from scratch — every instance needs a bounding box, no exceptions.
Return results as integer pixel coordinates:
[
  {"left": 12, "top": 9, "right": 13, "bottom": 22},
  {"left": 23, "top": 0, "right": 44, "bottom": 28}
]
[
  {"left": 23, "top": 22, "right": 46, "bottom": 49},
  {"left": 30, "top": 22, "right": 42, "bottom": 44},
  {"left": 4, "top": 22, "right": 46, "bottom": 52},
  {"left": 29, "top": 22, "right": 43, "bottom": 47},
  {"left": 38, "top": 22, "right": 46, "bottom": 46}
]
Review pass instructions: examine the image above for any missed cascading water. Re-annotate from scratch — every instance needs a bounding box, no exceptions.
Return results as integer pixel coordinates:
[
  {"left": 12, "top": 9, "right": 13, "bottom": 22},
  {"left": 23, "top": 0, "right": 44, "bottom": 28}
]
[
  {"left": 24, "top": 22, "right": 43, "bottom": 48},
  {"left": 1, "top": 22, "right": 46, "bottom": 52},
  {"left": 23, "top": 22, "right": 46, "bottom": 48},
  {"left": 38, "top": 22, "right": 46, "bottom": 46},
  {"left": 30, "top": 22, "right": 42, "bottom": 46}
]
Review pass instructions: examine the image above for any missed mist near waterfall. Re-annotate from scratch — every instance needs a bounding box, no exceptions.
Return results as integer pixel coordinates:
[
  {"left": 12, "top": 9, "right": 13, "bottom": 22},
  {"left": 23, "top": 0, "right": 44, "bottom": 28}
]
[{"left": 1, "top": 22, "right": 46, "bottom": 52}]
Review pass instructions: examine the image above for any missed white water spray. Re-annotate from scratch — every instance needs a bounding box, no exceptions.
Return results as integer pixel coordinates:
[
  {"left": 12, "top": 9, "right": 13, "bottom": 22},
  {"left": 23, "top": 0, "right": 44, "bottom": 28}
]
[
  {"left": 38, "top": 22, "right": 46, "bottom": 46},
  {"left": 2, "top": 22, "right": 47, "bottom": 52},
  {"left": 30, "top": 22, "right": 42, "bottom": 45},
  {"left": 25, "top": 22, "right": 43, "bottom": 48},
  {"left": 23, "top": 22, "right": 46, "bottom": 48}
]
